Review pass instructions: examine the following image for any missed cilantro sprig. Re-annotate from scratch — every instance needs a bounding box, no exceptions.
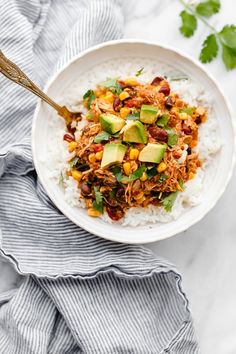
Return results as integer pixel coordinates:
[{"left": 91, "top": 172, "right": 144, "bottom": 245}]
[
  {"left": 179, "top": 0, "right": 236, "bottom": 70},
  {"left": 93, "top": 187, "right": 104, "bottom": 213},
  {"left": 99, "top": 78, "right": 122, "bottom": 94},
  {"left": 112, "top": 165, "right": 146, "bottom": 183}
]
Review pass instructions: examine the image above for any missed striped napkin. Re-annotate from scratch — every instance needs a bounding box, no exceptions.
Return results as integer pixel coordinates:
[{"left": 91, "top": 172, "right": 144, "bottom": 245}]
[{"left": 0, "top": 0, "right": 199, "bottom": 352}]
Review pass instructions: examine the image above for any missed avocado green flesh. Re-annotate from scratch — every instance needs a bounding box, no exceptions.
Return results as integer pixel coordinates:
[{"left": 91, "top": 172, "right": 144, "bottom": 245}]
[
  {"left": 140, "top": 104, "right": 159, "bottom": 124},
  {"left": 139, "top": 143, "right": 167, "bottom": 163},
  {"left": 101, "top": 143, "right": 127, "bottom": 168},
  {"left": 100, "top": 113, "right": 125, "bottom": 134},
  {"left": 123, "top": 121, "right": 147, "bottom": 144}
]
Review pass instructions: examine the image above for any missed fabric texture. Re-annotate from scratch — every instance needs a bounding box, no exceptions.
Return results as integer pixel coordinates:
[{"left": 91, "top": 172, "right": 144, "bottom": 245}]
[{"left": 0, "top": 0, "right": 199, "bottom": 353}]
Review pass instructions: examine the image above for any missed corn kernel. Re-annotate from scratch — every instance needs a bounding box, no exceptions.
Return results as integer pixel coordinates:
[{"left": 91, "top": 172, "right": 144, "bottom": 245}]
[
  {"left": 66, "top": 170, "right": 72, "bottom": 177},
  {"left": 87, "top": 208, "right": 101, "bottom": 217},
  {"left": 103, "top": 91, "right": 114, "bottom": 103},
  {"left": 136, "top": 196, "right": 146, "bottom": 205},
  {"left": 189, "top": 172, "right": 195, "bottom": 180},
  {"left": 134, "top": 192, "right": 144, "bottom": 200},
  {"left": 120, "top": 107, "right": 130, "bottom": 119},
  {"left": 95, "top": 151, "right": 103, "bottom": 161},
  {"left": 124, "top": 78, "right": 139, "bottom": 86},
  {"left": 119, "top": 91, "right": 130, "bottom": 101},
  {"left": 157, "top": 162, "right": 167, "bottom": 173},
  {"left": 88, "top": 153, "right": 96, "bottom": 164},
  {"left": 179, "top": 112, "right": 188, "bottom": 120},
  {"left": 129, "top": 148, "right": 139, "bottom": 160},
  {"left": 68, "top": 141, "right": 77, "bottom": 152},
  {"left": 71, "top": 170, "right": 82, "bottom": 181},
  {"left": 140, "top": 172, "right": 148, "bottom": 182},
  {"left": 123, "top": 162, "right": 131, "bottom": 175},
  {"left": 95, "top": 88, "right": 105, "bottom": 97}
]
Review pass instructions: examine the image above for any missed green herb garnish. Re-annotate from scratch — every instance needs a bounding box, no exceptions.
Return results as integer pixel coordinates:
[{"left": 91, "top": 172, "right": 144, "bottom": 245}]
[
  {"left": 135, "top": 67, "right": 144, "bottom": 77},
  {"left": 59, "top": 172, "right": 65, "bottom": 185},
  {"left": 99, "top": 78, "right": 122, "bottom": 95},
  {"left": 68, "top": 157, "right": 79, "bottom": 167},
  {"left": 146, "top": 167, "right": 157, "bottom": 180},
  {"left": 112, "top": 165, "right": 146, "bottom": 183},
  {"left": 156, "top": 114, "right": 170, "bottom": 127},
  {"left": 178, "top": 0, "right": 236, "bottom": 70},
  {"left": 93, "top": 187, "right": 104, "bottom": 213},
  {"left": 83, "top": 89, "right": 96, "bottom": 109},
  {"left": 126, "top": 112, "right": 140, "bottom": 121},
  {"left": 94, "top": 131, "right": 110, "bottom": 143},
  {"left": 179, "top": 107, "right": 195, "bottom": 115},
  {"left": 161, "top": 191, "right": 178, "bottom": 212},
  {"left": 159, "top": 172, "right": 167, "bottom": 183},
  {"left": 165, "top": 128, "right": 178, "bottom": 147}
]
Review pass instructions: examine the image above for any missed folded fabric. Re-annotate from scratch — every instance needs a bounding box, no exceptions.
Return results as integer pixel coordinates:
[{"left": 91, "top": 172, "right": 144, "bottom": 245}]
[{"left": 0, "top": 0, "right": 199, "bottom": 352}]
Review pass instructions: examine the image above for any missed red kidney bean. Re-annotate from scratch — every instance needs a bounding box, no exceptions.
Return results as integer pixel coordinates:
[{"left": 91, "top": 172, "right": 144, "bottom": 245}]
[
  {"left": 182, "top": 124, "right": 192, "bottom": 135},
  {"left": 106, "top": 207, "right": 124, "bottom": 221},
  {"left": 63, "top": 133, "right": 74, "bottom": 142},
  {"left": 159, "top": 84, "right": 170, "bottom": 96},
  {"left": 93, "top": 144, "right": 103, "bottom": 152},
  {"left": 151, "top": 76, "right": 164, "bottom": 86},
  {"left": 195, "top": 116, "right": 202, "bottom": 125},
  {"left": 149, "top": 126, "right": 168, "bottom": 141},
  {"left": 165, "top": 95, "right": 175, "bottom": 108},
  {"left": 187, "top": 147, "right": 192, "bottom": 155},
  {"left": 80, "top": 182, "right": 91, "bottom": 196},
  {"left": 113, "top": 97, "right": 121, "bottom": 112}
]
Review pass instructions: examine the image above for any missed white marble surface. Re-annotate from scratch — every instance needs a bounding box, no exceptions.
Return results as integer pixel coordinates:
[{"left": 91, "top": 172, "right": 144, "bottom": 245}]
[{"left": 1, "top": 1, "right": 236, "bottom": 353}]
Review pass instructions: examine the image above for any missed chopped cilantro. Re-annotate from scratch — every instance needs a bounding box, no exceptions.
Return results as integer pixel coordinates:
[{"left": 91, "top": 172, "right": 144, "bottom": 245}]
[
  {"left": 135, "top": 67, "right": 144, "bottom": 77},
  {"left": 165, "top": 128, "right": 178, "bottom": 147},
  {"left": 93, "top": 187, "right": 104, "bottom": 213},
  {"left": 94, "top": 131, "right": 110, "bottom": 143},
  {"left": 83, "top": 89, "right": 96, "bottom": 109},
  {"left": 68, "top": 157, "right": 79, "bottom": 167},
  {"left": 161, "top": 191, "right": 178, "bottom": 212},
  {"left": 159, "top": 172, "right": 167, "bottom": 183},
  {"left": 99, "top": 78, "right": 122, "bottom": 95},
  {"left": 112, "top": 165, "right": 146, "bottom": 183},
  {"left": 146, "top": 167, "right": 157, "bottom": 180}
]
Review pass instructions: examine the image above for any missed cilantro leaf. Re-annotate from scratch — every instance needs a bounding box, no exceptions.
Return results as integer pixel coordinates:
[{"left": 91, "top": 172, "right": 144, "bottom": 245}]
[
  {"left": 59, "top": 172, "right": 65, "bottom": 185},
  {"left": 112, "top": 166, "right": 123, "bottom": 182},
  {"left": 221, "top": 44, "right": 236, "bottom": 70},
  {"left": 196, "top": 0, "right": 220, "bottom": 18},
  {"left": 93, "top": 187, "right": 104, "bottom": 213},
  {"left": 219, "top": 25, "right": 236, "bottom": 49},
  {"left": 179, "top": 10, "right": 197, "bottom": 38},
  {"left": 156, "top": 114, "right": 170, "bottom": 127},
  {"left": 135, "top": 67, "right": 144, "bottom": 77},
  {"left": 94, "top": 131, "right": 110, "bottom": 143},
  {"left": 112, "top": 165, "right": 146, "bottom": 183},
  {"left": 83, "top": 89, "right": 96, "bottom": 109},
  {"left": 99, "top": 78, "right": 122, "bottom": 95},
  {"left": 161, "top": 191, "right": 178, "bottom": 212},
  {"left": 68, "top": 157, "right": 79, "bottom": 167},
  {"left": 146, "top": 167, "right": 157, "bottom": 180},
  {"left": 199, "top": 34, "right": 219, "bottom": 63},
  {"left": 165, "top": 128, "right": 178, "bottom": 147},
  {"left": 159, "top": 172, "right": 167, "bottom": 183},
  {"left": 126, "top": 112, "right": 140, "bottom": 121},
  {"left": 179, "top": 107, "right": 195, "bottom": 115}
]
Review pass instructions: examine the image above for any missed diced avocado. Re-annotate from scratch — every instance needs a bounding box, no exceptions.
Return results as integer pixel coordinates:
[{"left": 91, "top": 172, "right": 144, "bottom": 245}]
[
  {"left": 123, "top": 121, "right": 147, "bottom": 144},
  {"left": 101, "top": 144, "right": 127, "bottom": 168},
  {"left": 100, "top": 114, "right": 125, "bottom": 134},
  {"left": 140, "top": 105, "right": 159, "bottom": 124},
  {"left": 139, "top": 143, "right": 167, "bottom": 163}
]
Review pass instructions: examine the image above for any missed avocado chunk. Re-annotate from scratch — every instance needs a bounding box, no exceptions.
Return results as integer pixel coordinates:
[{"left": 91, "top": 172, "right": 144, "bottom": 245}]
[
  {"left": 123, "top": 121, "right": 147, "bottom": 144},
  {"left": 100, "top": 113, "right": 125, "bottom": 134},
  {"left": 101, "top": 143, "right": 127, "bottom": 168},
  {"left": 139, "top": 143, "right": 167, "bottom": 163},
  {"left": 140, "top": 105, "right": 159, "bottom": 124}
]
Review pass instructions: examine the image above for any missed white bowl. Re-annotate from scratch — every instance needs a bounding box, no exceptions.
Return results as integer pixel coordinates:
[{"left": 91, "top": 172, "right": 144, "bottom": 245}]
[{"left": 32, "top": 40, "right": 236, "bottom": 244}]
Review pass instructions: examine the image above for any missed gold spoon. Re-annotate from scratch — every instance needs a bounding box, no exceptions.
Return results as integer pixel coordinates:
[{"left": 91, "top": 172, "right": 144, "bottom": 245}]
[{"left": 0, "top": 50, "right": 80, "bottom": 124}]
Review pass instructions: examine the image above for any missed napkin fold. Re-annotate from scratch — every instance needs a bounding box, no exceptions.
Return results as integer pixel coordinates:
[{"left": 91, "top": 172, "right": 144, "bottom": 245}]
[{"left": 0, "top": 0, "right": 199, "bottom": 352}]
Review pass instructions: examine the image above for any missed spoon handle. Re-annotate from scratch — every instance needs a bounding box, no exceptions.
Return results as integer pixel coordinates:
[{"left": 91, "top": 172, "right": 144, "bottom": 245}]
[{"left": 0, "top": 50, "right": 62, "bottom": 114}]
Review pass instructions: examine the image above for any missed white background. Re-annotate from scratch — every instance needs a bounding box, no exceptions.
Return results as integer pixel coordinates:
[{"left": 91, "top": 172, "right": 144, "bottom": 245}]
[{"left": 1, "top": 1, "right": 236, "bottom": 353}]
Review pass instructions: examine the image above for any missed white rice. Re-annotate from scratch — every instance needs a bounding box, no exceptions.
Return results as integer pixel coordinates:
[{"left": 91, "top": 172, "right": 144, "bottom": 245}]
[{"left": 46, "top": 57, "right": 221, "bottom": 226}]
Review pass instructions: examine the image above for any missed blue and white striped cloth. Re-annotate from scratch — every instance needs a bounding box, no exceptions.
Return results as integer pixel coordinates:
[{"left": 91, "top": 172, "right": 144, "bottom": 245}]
[{"left": 0, "top": 0, "right": 199, "bottom": 352}]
